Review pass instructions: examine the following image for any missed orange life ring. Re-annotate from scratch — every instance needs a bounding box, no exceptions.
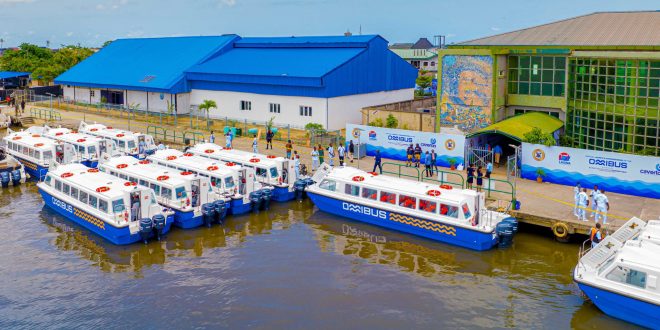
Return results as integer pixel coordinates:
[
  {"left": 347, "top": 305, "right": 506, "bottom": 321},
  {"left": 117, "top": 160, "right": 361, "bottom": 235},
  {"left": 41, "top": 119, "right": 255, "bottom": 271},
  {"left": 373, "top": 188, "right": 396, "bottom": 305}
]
[
  {"left": 352, "top": 176, "right": 365, "bottom": 182},
  {"left": 207, "top": 166, "right": 219, "bottom": 171},
  {"left": 267, "top": 155, "right": 277, "bottom": 159},
  {"left": 77, "top": 139, "right": 86, "bottom": 143},
  {"left": 157, "top": 175, "right": 169, "bottom": 181},
  {"left": 225, "top": 162, "right": 235, "bottom": 167},
  {"left": 183, "top": 153, "right": 193, "bottom": 157},
  {"left": 90, "top": 128, "right": 98, "bottom": 132},
  {"left": 249, "top": 158, "right": 260, "bottom": 163},
  {"left": 138, "top": 160, "right": 150, "bottom": 164},
  {"left": 440, "top": 184, "right": 453, "bottom": 190},
  {"left": 181, "top": 171, "right": 193, "bottom": 176},
  {"left": 124, "top": 181, "right": 137, "bottom": 186},
  {"left": 96, "top": 186, "right": 110, "bottom": 193},
  {"left": 116, "top": 164, "right": 128, "bottom": 169},
  {"left": 61, "top": 172, "right": 73, "bottom": 178},
  {"left": 205, "top": 149, "right": 215, "bottom": 154},
  {"left": 34, "top": 143, "right": 44, "bottom": 147},
  {"left": 116, "top": 134, "right": 124, "bottom": 138},
  {"left": 12, "top": 136, "right": 21, "bottom": 140},
  {"left": 32, "top": 134, "right": 41, "bottom": 138},
  {"left": 107, "top": 126, "right": 113, "bottom": 129},
  {"left": 87, "top": 168, "right": 99, "bottom": 173},
  {"left": 427, "top": 190, "right": 441, "bottom": 197},
  {"left": 55, "top": 132, "right": 63, "bottom": 136},
  {"left": 166, "top": 155, "right": 177, "bottom": 161},
  {"left": 368, "top": 172, "right": 378, "bottom": 176},
  {"left": 224, "top": 147, "right": 232, "bottom": 150}
]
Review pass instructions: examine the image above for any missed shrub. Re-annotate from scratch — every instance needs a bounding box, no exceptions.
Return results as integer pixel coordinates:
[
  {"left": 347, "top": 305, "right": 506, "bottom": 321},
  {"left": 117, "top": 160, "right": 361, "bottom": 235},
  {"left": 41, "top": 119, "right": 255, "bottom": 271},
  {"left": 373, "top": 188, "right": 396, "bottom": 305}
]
[
  {"left": 523, "top": 127, "right": 556, "bottom": 146},
  {"left": 385, "top": 114, "right": 398, "bottom": 128}
]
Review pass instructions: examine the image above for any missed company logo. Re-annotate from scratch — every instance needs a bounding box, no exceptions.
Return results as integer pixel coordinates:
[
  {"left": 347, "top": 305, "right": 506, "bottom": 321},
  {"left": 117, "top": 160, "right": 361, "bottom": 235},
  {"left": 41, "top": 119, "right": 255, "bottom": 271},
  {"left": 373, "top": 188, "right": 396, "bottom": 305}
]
[
  {"left": 421, "top": 137, "right": 437, "bottom": 148},
  {"left": 386, "top": 133, "right": 413, "bottom": 143},
  {"left": 558, "top": 152, "right": 571, "bottom": 165},
  {"left": 532, "top": 149, "right": 545, "bottom": 161},
  {"left": 430, "top": 138, "right": 437, "bottom": 145},
  {"left": 657, "top": 163, "right": 660, "bottom": 171},
  {"left": 639, "top": 164, "right": 660, "bottom": 176},
  {"left": 587, "top": 158, "right": 628, "bottom": 169},
  {"left": 368, "top": 130, "right": 377, "bottom": 140},
  {"left": 445, "top": 139, "right": 456, "bottom": 151},
  {"left": 52, "top": 197, "right": 73, "bottom": 214},
  {"left": 342, "top": 202, "right": 387, "bottom": 219},
  {"left": 351, "top": 128, "right": 361, "bottom": 139}
]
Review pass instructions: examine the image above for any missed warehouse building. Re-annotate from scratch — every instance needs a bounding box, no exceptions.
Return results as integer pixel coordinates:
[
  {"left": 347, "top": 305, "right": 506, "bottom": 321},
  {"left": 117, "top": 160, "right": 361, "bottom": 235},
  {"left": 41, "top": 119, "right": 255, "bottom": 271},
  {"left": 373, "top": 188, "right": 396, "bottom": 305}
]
[
  {"left": 55, "top": 34, "right": 417, "bottom": 130},
  {"left": 436, "top": 11, "right": 660, "bottom": 156}
]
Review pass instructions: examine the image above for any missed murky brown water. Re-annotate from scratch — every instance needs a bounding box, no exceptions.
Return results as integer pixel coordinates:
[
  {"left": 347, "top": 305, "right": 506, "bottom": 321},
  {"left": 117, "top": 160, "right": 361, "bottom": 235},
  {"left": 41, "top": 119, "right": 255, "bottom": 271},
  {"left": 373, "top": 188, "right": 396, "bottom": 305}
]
[{"left": 0, "top": 183, "right": 637, "bottom": 329}]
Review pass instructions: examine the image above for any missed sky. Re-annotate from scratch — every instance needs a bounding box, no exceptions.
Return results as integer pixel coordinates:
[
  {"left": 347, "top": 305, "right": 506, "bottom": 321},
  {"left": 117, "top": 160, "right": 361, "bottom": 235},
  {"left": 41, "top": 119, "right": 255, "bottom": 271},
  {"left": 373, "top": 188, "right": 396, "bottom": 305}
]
[{"left": 0, "top": 0, "right": 656, "bottom": 48}]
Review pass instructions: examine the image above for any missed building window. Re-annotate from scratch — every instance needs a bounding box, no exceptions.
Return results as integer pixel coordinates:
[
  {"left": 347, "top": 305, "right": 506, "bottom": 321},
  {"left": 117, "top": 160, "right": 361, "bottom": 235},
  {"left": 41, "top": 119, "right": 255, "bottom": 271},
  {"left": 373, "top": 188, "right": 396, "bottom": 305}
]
[
  {"left": 508, "top": 55, "right": 566, "bottom": 97},
  {"left": 269, "top": 103, "right": 280, "bottom": 113},
  {"left": 423, "top": 61, "right": 428, "bottom": 66},
  {"left": 240, "top": 100, "right": 252, "bottom": 111},
  {"left": 299, "top": 106, "right": 312, "bottom": 117},
  {"left": 431, "top": 62, "right": 435, "bottom": 67},
  {"left": 90, "top": 90, "right": 95, "bottom": 97}
]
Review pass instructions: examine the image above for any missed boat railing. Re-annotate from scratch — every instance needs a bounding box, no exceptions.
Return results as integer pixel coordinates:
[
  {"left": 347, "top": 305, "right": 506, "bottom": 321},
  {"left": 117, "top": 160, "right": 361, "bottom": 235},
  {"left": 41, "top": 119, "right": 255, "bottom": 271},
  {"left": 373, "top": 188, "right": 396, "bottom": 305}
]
[
  {"left": 421, "top": 170, "right": 465, "bottom": 189},
  {"left": 381, "top": 162, "right": 420, "bottom": 181},
  {"left": 38, "top": 168, "right": 48, "bottom": 182}
]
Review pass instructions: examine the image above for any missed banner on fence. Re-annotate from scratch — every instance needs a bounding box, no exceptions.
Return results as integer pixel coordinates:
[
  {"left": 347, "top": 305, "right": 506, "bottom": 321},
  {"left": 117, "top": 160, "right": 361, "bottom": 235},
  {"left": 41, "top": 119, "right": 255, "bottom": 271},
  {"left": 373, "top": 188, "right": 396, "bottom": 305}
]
[
  {"left": 521, "top": 142, "right": 660, "bottom": 199},
  {"left": 345, "top": 124, "right": 465, "bottom": 167}
]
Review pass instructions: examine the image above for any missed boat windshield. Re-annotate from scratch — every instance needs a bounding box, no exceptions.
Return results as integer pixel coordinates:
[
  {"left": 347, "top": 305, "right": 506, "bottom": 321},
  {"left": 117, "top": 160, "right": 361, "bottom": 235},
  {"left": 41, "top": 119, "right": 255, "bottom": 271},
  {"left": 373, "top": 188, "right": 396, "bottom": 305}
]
[
  {"left": 224, "top": 176, "right": 235, "bottom": 189},
  {"left": 175, "top": 186, "right": 187, "bottom": 200},
  {"left": 112, "top": 199, "right": 125, "bottom": 213},
  {"left": 127, "top": 140, "right": 136, "bottom": 149},
  {"left": 87, "top": 146, "right": 97, "bottom": 157},
  {"left": 43, "top": 150, "right": 52, "bottom": 161},
  {"left": 270, "top": 167, "right": 279, "bottom": 179}
]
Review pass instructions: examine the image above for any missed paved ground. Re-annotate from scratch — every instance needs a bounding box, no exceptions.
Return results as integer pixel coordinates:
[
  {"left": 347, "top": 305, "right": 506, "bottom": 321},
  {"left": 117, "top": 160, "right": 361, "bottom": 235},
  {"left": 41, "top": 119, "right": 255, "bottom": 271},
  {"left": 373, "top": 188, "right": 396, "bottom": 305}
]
[{"left": 9, "top": 105, "right": 660, "bottom": 237}]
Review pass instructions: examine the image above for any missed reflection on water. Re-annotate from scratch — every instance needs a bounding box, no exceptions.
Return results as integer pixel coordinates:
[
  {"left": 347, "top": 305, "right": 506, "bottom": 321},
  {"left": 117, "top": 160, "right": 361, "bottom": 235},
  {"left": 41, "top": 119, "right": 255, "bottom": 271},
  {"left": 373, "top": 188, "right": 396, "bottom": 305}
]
[{"left": 0, "top": 184, "right": 640, "bottom": 329}]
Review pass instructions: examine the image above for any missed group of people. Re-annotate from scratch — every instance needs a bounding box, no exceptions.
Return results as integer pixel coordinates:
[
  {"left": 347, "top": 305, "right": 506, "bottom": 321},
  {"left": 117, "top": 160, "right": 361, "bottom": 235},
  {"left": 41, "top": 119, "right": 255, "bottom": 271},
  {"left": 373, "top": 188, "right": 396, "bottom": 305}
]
[
  {"left": 574, "top": 183, "right": 610, "bottom": 223},
  {"left": 404, "top": 144, "right": 443, "bottom": 178},
  {"left": 465, "top": 162, "right": 493, "bottom": 192},
  {"left": 309, "top": 140, "right": 356, "bottom": 171}
]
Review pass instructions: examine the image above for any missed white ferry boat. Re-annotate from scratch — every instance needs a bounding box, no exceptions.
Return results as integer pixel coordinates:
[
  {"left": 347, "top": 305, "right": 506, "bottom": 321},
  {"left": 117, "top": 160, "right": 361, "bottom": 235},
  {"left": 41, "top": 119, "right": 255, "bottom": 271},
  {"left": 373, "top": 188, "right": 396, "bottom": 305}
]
[
  {"left": 37, "top": 163, "right": 174, "bottom": 245},
  {"left": 0, "top": 148, "right": 26, "bottom": 187},
  {"left": 99, "top": 155, "right": 228, "bottom": 229},
  {"left": 148, "top": 148, "right": 268, "bottom": 214},
  {"left": 79, "top": 121, "right": 156, "bottom": 158},
  {"left": 3, "top": 129, "right": 76, "bottom": 180},
  {"left": 28, "top": 125, "right": 118, "bottom": 168},
  {"left": 305, "top": 164, "right": 517, "bottom": 251},
  {"left": 189, "top": 143, "right": 297, "bottom": 202},
  {"left": 574, "top": 217, "right": 660, "bottom": 329}
]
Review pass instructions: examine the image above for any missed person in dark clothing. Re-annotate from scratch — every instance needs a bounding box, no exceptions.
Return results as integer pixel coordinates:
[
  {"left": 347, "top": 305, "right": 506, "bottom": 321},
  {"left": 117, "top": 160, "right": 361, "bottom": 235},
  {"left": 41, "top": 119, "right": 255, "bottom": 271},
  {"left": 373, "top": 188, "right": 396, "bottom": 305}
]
[
  {"left": 20, "top": 100, "right": 25, "bottom": 113},
  {"left": 372, "top": 150, "right": 383, "bottom": 174},
  {"left": 266, "top": 129, "right": 274, "bottom": 150},
  {"left": 413, "top": 144, "right": 422, "bottom": 168},
  {"left": 348, "top": 140, "right": 355, "bottom": 163},
  {"left": 476, "top": 166, "right": 484, "bottom": 192},
  {"left": 430, "top": 149, "right": 438, "bottom": 175},
  {"left": 466, "top": 163, "right": 475, "bottom": 189},
  {"left": 424, "top": 151, "right": 432, "bottom": 177},
  {"left": 406, "top": 144, "right": 413, "bottom": 167}
]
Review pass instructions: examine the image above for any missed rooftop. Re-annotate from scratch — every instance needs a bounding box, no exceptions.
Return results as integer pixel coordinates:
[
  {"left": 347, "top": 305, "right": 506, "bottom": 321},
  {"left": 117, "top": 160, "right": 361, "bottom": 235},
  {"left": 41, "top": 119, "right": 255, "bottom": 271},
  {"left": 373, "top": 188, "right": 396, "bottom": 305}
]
[
  {"left": 467, "top": 112, "right": 564, "bottom": 141},
  {"left": 457, "top": 11, "right": 660, "bottom": 47},
  {"left": 391, "top": 49, "right": 438, "bottom": 60}
]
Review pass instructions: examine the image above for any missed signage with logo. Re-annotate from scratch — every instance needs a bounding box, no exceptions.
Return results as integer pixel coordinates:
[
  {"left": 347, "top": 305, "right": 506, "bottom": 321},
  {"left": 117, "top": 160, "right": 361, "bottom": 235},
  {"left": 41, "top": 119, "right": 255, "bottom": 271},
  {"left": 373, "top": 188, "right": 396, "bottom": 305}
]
[
  {"left": 346, "top": 124, "right": 465, "bottom": 168},
  {"left": 521, "top": 143, "right": 660, "bottom": 199}
]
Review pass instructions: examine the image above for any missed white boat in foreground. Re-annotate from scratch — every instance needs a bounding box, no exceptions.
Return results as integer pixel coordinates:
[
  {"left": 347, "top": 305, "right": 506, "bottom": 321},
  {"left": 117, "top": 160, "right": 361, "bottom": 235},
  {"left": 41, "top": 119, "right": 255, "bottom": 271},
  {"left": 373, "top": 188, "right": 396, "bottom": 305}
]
[
  {"left": 574, "top": 217, "right": 660, "bottom": 329},
  {"left": 0, "top": 148, "right": 26, "bottom": 186},
  {"left": 305, "top": 164, "right": 516, "bottom": 251}
]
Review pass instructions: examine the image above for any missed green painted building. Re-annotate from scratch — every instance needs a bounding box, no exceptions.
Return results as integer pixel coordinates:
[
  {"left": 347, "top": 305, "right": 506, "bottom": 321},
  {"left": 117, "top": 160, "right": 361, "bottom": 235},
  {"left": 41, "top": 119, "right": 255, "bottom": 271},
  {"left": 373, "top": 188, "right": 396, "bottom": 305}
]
[{"left": 436, "top": 11, "right": 660, "bottom": 156}]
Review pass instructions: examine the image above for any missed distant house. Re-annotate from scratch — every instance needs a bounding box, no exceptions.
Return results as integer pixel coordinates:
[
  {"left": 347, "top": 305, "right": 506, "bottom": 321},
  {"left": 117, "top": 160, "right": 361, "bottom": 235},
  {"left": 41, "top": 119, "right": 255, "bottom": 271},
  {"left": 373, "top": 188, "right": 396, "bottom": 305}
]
[{"left": 389, "top": 38, "right": 439, "bottom": 74}]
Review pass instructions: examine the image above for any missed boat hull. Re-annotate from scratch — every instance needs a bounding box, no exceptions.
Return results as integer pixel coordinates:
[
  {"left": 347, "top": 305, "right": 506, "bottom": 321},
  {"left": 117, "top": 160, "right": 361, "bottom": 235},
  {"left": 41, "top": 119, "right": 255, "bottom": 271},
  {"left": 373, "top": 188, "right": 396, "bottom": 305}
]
[
  {"left": 272, "top": 186, "right": 295, "bottom": 202},
  {"left": 307, "top": 191, "right": 497, "bottom": 251},
  {"left": 230, "top": 198, "right": 251, "bottom": 215},
  {"left": 577, "top": 282, "right": 660, "bottom": 329},
  {"left": 14, "top": 155, "right": 47, "bottom": 180},
  {"left": 172, "top": 209, "right": 204, "bottom": 229},
  {"left": 39, "top": 188, "right": 172, "bottom": 245}
]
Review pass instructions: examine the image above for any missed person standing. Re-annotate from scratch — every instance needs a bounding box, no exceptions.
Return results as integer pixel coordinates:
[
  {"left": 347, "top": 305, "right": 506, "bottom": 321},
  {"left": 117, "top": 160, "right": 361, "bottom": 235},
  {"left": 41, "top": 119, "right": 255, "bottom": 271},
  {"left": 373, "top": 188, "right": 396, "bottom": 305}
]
[
  {"left": 294, "top": 154, "right": 301, "bottom": 179},
  {"left": 20, "top": 99, "right": 25, "bottom": 113},
  {"left": 589, "top": 185, "right": 599, "bottom": 219},
  {"left": 595, "top": 189, "right": 610, "bottom": 224},
  {"left": 590, "top": 223, "right": 603, "bottom": 248},
  {"left": 424, "top": 151, "right": 432, "bottom": 177},
  {"left": 209, "top": 131, "right": 215, "bottom": 144},
  {"left": 476, "top": 166, "right": 484, "bottom": 192},
  {"left": 228, "top": 131, "right": 234, "bottom": 148},
  {"left": 466, "top": 163, "right": 475, "bottom": 189},
  {"left": 372, "top": 149, "right": 382, "bottom": 174},
  {"left": 157, "top": 141, "right": 166, "bottom": 150},
  {"left": 311, "top": 146, "right": 319, "bottom": 171},
  {"left": 406, "top": 144, "right": 413, "bottom": 167},
  {"left": 577, "top": 188, "right": 589, "bottom": 221},
  {"left": 493, "top": 145, "right": 503, "bottom": 168},
  {"left": 486, "top": 161, "right": 493, "bottom": 179},
  {"left": 348, "top": 140, "right": 355, "bottom": 163},
  {"left": 318, "top": 144, "right": 325, "bottom": 164},
  {"left": 414, "top": 144, "right": 422, "bottom": 168},
  {"left": 573, "top": 183, "right": 581, "bottom": 217},
  {"left": 266, "top": 129, "right": 273, "bottom": 150},
  {"left": 252, "top": 135, "right": 258, "bottom": 153},
  {"left": 337, "top": 143, "right": 345, "bottom": 166},
  {"left": 327, "top": 143, "right": 335, "bottom": 166},
  {"left": 431, "top": 149, "right": 438, "bottom": 175},
  {"left": 225, "top": 132, "right": 231, "bottom": 148},
  {"left": 285, "top": 140, "right": 293, "bottom": 159}
]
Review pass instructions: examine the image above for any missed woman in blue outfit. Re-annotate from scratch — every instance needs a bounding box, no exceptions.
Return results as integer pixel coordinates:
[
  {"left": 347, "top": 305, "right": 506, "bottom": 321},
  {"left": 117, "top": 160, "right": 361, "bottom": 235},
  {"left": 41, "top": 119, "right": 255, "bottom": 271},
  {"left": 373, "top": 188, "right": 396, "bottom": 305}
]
[
  {"left": 466, "top": 163, "right": 475, "bottom": 189},
  {"left": 476, "top": 166, "right": 484, "bottom": 192}
]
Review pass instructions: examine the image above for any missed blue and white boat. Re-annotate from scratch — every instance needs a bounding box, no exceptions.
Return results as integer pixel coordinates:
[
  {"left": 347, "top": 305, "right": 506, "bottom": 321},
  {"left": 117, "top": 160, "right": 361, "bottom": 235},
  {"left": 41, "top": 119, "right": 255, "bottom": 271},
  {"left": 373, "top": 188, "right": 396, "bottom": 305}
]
[
  {"left": 574, "top": 217, "right": 660, "bottom": 329},
  {"left": 0, "top": 148, "right": 26, "bottom": 187},
  {"left": 305, "top": 164, "right": 516, "bottom": 251},
  {"left": 79, "top": 121, "right": 156, "bottom": 158},
  {"left": 3, "top": 129, "right": 62, "bottom": 179},
  {"left": 37, "top": 163, "right": 174, "bottom": 245},
  {"left": 30, "top": 125, "right": 117, "bottom": 168},
  {"left": 148, "top": 148, "right": 268, "bottom": 214},
  {"left": 99, "top": 155, "right": 229, "bottom": 229},
  {"left": 189, "top": 143, "right": 297, "bottom": 202}
]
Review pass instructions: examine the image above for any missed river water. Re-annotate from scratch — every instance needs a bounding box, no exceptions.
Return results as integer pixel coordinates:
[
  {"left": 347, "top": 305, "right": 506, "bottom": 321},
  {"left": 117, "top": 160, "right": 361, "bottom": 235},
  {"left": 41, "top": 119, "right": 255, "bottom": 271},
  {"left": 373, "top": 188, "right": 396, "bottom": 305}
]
[{"left": 0, "top": 183, "right": 636, "bottom": 329}]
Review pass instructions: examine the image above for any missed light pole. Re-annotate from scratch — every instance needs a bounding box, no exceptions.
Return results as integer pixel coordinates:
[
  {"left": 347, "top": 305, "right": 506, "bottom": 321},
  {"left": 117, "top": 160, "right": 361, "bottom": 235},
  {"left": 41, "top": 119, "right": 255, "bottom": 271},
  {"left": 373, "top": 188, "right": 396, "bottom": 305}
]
[{"left": 45, "top": 93, "right": 54, "bottom": 111}]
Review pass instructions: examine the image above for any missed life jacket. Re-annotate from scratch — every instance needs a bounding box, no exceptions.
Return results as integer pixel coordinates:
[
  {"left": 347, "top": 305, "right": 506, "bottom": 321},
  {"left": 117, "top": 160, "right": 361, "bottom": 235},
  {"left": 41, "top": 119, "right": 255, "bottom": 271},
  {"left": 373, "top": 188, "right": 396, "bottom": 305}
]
[{"left": 590, "top": 228, "right": 601, "bottom": 243}]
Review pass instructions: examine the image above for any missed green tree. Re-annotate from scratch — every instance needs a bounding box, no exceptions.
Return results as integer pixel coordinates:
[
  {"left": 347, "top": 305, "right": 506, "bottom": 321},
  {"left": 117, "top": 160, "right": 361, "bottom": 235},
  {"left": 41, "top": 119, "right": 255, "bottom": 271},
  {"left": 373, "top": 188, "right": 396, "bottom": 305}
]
[
  {"left": 415, "top": 70, "right": 433, "bottom": 96},
  {"left": 0, "top": 43, "right": 93, "bottom": 85},
  {"left": 385, "top": 114, "right": 398, "bottom": 128},
  {"left": 523, "top": 127, "right": 556, "bottom": 147},
  {"left": 102, "top": 40, "right": 113, "bottom": 48},
  {"left": 198, "top": 99, "right": 217, "bottom": 129},
  {"left": 304, "top": 122, "right": 325, "bottom": 135}
]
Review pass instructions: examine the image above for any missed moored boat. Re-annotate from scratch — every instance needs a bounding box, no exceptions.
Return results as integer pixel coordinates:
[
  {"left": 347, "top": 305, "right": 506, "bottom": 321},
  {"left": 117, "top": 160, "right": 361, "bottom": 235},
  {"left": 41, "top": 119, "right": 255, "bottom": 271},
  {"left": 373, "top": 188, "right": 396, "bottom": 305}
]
[
  {"left": 305, "top": 164, "right": 516, "bottom": 251},
  {"left": 79, "top": 121, "right": 156, "bottom": 158},
  {"left": 0, "top": 147, "right": 26, "bottom": 186},
  {"left": 573, "top": 217, "right": 660, "bottom": 329},
  {"left": 99, "top": 154, "right": 229, "bottom": 228},
  {"left": 3, "top": 129, "right": 64, "bottom": 179},
  {"left": 37, "top": 163, "right": 174, "bottom": 245},
  {"left": 30, "top": 125, "right": 117, "bottom": 168}
]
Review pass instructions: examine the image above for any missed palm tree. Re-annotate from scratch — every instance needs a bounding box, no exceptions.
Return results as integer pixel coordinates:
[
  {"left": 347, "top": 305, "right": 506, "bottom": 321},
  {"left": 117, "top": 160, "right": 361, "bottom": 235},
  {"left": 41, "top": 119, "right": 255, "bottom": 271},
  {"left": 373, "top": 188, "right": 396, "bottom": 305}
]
[{"left": 198, "top": 99, "right": 217, "bottom": 130}]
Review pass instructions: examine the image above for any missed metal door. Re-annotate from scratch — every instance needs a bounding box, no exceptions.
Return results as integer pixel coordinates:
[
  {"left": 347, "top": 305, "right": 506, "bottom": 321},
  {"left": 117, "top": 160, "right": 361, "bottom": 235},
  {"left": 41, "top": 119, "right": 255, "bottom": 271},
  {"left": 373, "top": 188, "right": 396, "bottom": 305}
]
[{"left": 466, "top": 147, "right": 493, "bottom": 168}]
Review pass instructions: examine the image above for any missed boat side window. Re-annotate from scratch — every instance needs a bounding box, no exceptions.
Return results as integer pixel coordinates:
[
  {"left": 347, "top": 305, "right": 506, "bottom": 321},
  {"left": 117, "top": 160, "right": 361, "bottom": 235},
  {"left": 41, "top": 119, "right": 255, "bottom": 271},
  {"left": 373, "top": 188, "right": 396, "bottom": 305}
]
[
  {"left": 28, "top": 148, "right": 35, "bottom": 158},
  {"left": 118, "top": 140, "right": 126, "bottom": 149},
  {"left": 139, "top": 179, "right": 148, "bottom": 187},
  {"left": 399, "top": 194, "right": 416, "bottom": 209},
  {"left": 62, "top": 183, "right": 70, "bottom": 195},
  {"left": 129, "top": 177, "right": 137, "bottom": 184},
  {"left": 210, "top": 177, "right": 220, "bottom": 187},
  {"left": 440, "top": 204, "right": 459, "bottom": 218},
  {"left": 89, "top": 195, "right": 98, "bottom": 209},
  {"left": 380, "top": 191, "right": 397, "bottom": 204},
  {"left": 168, "top": 164, "right": 176, "bottom": 169},
  {"left": 127, "top": 140, "right": 136, "bottom": 149},
  {"left": 344, "top": 184, "right": 360, "bottom": 196},
  {"left": 256, "top": 168, "right": 267, "bottom": 177},
  {"left": 319, "top": 179, "right": 336, "bottom": 192},
  {"left": 22, "top": 146, "right": 28, "bottom": 154},
  {"left": 461, "top": 203, "right": 472, "bottom": 219},
  {"left": 77, "top": 145, "right": 85, "bottom": 155},
  {"left": 79, "top": 191, "right": 89, "bottom": 204},
  {"left": 175, "top": 186, "right": 187, "bottom": 199},
  {"left": 98, "top": 199, "right": 109, "bottom": 213},
  {"left": 419, "top": 199, "right": 437, "bottom": 214},
  {"left": 45, "top": 175, "right": 52, "bottom": 185},
  {"left": 225, "top": 176, "right": 235, "bottom": 189},
  {"left": 606, "top": 266, "right": 647, "bottom": 289},
  {"left": 87, "top": 146, "right": 96, "bottom": 156},
  {"left": 361, "top": 187, "right": 378, "bottom": 200},
  {"left": 119, "top": 174, "right": 128, "bottom": 180},
  {"left": 270, "top": 167, "right": 279, "bottom": 179},
  {"left": 112, "top": 199, "right": 125, "bottom": 213},
  {"left": 161, "top": 187, "right": 172, "bottom": 200},
  {"left": 70, "top": 186, "right": 79, "bottom": 199},
  {"left": 150, "top": 183, "right": 161, "bottom": 196}
]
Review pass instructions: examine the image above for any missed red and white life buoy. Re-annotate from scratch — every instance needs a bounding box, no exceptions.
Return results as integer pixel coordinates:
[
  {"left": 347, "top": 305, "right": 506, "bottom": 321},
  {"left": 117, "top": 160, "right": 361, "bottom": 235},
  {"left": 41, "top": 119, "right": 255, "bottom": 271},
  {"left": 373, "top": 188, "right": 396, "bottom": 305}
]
[
  {"left": 205, "top": 149, "right": 214, "bottom": 154},
  {"left": 427, "top": 190, "right": 441, "bottom": 197},
  {"left": 77, "top": 139, "right": 86, "bottom": 143},
  {"left": 249, "top": 158, "right": 260, "bottom": 163},
  {"left": 225, "top": 162, "right": 235, "bottom": 167},
  {"left": 124, "top": 181, "right": 137, "bottom": 186},
  {"left": 207, "top": 166, "right": 219, "bottom": 171},
  {"left": 166, "top": 155, "right": 177, "bottom": 161},
  {"left": 352, "top": 176, "right": 365, "bottom": 182},
  {"left": 157, "top": 175, "right": 169, "bottom": 181},
  {"left": 55, "top": 132, "right": 63, "bottom": 136},
  {"left": 90, "top": 128, "right": 98, "bottom": 132},
  {"left": 12, "top": 136, "right": 21, "bottom": 140},
  {"left": 96, "top": 186, "right": 110, "bottom": 193},
  {"left": 34, "top": 143, "right": 44, "bottom": 147},
  {"left": 116, "top": 164, "right": 128, "bottom": 169},
  {"left": 32, "top": 134, "right": 41, "bottom": 138},
  {"left": 440, "top": 184, "right": 453, "bottom": 190},
  {"left": 181, "top": 171, "right": 193, "bottom": 176},
  {"left": 183, "top": 153, "right": 193, "bottom": 157},
  {"left": 267, "top": 155, "right": 277, "bottom": 159},
  {"left": 107, "top": 126, "right": 113, "bottom": 129},
  {"left": 116, "top": 134, "right": 124, "bottom": 138},
  {"left": 61, "top": 172, "right": 74, "bottom": 178},
  {"left": 87, "top": 168, "right": 99, "bottom": 173},
  {"left": 138, "top": 160, "right": 150, "bottom": 164}
]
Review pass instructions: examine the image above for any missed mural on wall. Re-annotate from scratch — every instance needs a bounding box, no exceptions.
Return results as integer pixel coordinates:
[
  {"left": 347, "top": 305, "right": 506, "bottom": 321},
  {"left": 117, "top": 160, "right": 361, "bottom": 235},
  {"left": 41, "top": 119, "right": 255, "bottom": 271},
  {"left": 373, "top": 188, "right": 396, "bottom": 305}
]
[{"left": 439, "top": 55, "right": 493, "bottom": 132}]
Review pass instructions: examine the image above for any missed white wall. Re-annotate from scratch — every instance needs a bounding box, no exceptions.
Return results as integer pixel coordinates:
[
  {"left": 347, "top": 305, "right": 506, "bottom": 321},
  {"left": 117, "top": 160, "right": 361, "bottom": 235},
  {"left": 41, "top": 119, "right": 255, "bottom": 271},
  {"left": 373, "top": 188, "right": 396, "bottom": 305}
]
[
  {"left": 61, "top": 86, "right": 190, "bottom": 114},
  {"left": 62, "top": 86, "right": 102, "bottom": 104},
  {"left": 327, "top": 88, "right": 414, "bottom": 130}
]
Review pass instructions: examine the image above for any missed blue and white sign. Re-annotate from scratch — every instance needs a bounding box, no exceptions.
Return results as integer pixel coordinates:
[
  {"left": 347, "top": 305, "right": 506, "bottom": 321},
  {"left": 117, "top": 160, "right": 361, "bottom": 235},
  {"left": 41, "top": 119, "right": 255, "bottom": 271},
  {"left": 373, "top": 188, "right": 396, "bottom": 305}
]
[
  {"left": 346, "top": 124, "right": 465, "bottom": 168},
  {"left": 521, "top": 143, "right": 660, "bottom": 199}
]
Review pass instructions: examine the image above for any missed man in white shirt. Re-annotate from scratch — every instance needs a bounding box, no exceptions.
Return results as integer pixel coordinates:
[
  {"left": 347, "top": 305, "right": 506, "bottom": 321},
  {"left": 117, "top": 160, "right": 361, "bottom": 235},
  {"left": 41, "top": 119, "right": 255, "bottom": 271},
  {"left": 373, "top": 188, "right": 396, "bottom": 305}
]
[
  {"left": 577, "top": 188, "right": 589, "bottom": 221},
  {"left": 573, "top": 183, "right": 581, "bottom": 217},
  {"left": 252, "top": 136, "right": 258, "bottom": 153},
  {"left": 589, "top": 185, "right": 599, "bottom": 218},
  {"left": 337, "top": 144, "right": 345, "bottom": 166},
  {"left": 595, "top": 189, "right": 610, "bottom": 224},
  {"left": 327, "top": 144, "right": 335, "bottom": 166}
]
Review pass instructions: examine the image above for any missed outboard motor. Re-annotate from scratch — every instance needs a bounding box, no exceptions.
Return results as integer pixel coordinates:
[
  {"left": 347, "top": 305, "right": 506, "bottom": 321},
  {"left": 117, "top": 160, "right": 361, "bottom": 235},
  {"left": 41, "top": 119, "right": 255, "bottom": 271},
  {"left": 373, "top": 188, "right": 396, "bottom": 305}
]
[
  {"left": 502, "top": 217, "right": 518, "bottom": 233},
  {"left": 10, "top": 170, "right": 21, "bottom": 186},
  {"left": 260, "top": 189, "right": 272, "bottom": 210},
  {"left": 249, "top": 190, "right": 263, "bottom": 212},
  {"left": 152, "top": 214, "right": 166, "bottom": 240},
  {"left": 139, "top": 218, "right": 153, "bottom": 244},
  {"left": 496, "top": 222, "right": 514, "bottom": 248},
  {"left": 213, "top": 199, "right": 227, "bottom": 223},
  {"left": 202, "top": 203, "right": 216, "bottom": 227},
  {"left": 294, "top": 179, "right": 307, "bottom": 201},
  {"left": 0, "top": 172, "right": 9, "bottom": 188}
]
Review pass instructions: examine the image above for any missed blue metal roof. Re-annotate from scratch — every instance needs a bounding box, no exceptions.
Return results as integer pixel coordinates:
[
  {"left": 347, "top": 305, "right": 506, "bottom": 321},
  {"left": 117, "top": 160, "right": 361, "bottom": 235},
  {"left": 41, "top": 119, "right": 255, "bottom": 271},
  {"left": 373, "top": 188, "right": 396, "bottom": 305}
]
[
  {"left": 234, "top": 35, "right": 379, "bottom": 48},
  {"left": 0, "top": 71, "right": 30, "bottom": 79},
  {"left": 55, "top": 35, "right": 238, "bottom": 93}
]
